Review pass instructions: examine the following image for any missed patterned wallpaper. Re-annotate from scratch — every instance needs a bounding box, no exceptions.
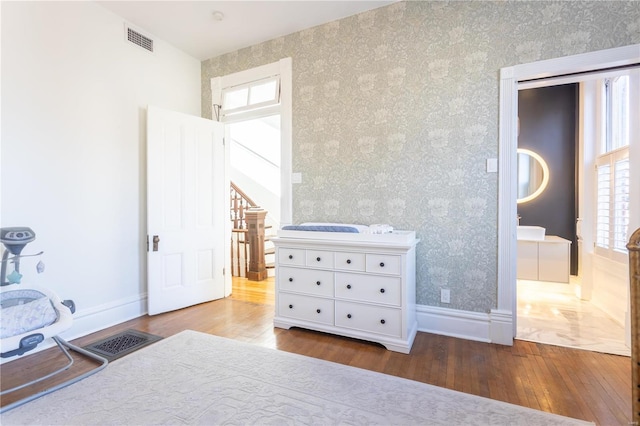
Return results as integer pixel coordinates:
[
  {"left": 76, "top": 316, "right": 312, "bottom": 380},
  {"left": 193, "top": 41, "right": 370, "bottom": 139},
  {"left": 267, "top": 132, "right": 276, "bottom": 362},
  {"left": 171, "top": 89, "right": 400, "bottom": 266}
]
[{"left": 202, "top": 1, "right": 640, "bottom": 312}]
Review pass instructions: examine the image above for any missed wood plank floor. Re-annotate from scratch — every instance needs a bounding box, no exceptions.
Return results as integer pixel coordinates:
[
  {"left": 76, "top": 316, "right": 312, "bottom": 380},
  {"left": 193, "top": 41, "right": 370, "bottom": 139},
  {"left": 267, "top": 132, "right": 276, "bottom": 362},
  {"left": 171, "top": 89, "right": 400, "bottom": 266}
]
[{"left": 1, "top": 277, "right": 632, "bottom": 424}]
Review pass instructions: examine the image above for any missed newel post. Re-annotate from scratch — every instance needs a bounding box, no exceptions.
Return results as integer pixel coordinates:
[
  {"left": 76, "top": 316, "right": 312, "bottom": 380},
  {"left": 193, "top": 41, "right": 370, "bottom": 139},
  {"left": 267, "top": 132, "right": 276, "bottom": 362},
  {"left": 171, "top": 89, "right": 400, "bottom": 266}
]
[
  {"left": 628, "top": 227, "right": 640, "bottom": 424},
  {"left": 246, "top": 208, "right": 268, "bottom": 281}
]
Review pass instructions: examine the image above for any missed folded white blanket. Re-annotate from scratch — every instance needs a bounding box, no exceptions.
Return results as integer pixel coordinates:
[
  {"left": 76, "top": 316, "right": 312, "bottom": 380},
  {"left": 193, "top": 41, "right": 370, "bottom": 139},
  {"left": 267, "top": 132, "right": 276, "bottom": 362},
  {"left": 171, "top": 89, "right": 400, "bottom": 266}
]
[{"left": 368, "top": 224, "right": 394, "bottom": 234}]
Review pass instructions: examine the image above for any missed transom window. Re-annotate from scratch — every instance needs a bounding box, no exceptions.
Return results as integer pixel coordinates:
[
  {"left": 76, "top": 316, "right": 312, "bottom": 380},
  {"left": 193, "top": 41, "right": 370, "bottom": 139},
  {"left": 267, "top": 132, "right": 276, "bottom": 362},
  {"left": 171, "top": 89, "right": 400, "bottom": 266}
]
[{"left": 221, "top": 77, "right": 280, "bottom": 118}]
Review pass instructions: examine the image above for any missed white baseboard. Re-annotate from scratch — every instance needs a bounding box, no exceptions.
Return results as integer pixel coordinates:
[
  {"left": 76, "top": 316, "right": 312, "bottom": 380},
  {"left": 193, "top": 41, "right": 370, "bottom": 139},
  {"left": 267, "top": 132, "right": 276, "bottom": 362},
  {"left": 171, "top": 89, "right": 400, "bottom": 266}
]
[
  {"left": 416, "top": 304, "right": 514, "bottom": 345},
  {"left": 62, "top": 293, "right": 148, "bottom": 341},
  {"left": 489, "top": 309, "right": 514, "bottom": 345},
  {"left": 2, "top": 296, "right": 516, "bottom": 366}
]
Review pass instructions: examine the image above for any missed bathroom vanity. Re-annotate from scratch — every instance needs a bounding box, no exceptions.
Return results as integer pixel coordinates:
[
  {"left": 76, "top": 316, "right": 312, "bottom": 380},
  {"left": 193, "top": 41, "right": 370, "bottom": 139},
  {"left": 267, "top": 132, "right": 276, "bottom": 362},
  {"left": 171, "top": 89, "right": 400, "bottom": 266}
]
[
  {"left": 517, "top": 236, "right": 571, "bottom": 283},
  {"left": 271, "top": 229, "right": 418, "bottom": 353}
]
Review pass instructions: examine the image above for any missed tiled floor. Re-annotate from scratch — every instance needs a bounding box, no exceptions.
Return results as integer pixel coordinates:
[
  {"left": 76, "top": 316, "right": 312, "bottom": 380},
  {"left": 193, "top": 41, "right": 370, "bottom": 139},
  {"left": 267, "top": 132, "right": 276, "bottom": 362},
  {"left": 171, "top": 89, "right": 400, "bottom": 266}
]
[{"left": 516, "top": 279, "right": 630, "bottom": 357}]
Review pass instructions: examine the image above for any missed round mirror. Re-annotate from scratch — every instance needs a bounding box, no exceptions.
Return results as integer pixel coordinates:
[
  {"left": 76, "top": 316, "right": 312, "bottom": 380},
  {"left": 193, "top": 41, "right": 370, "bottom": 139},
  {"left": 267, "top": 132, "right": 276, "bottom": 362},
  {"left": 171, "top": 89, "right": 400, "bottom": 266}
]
[{"left": 517, "top": 148, "right": 549, "bottom": 204}]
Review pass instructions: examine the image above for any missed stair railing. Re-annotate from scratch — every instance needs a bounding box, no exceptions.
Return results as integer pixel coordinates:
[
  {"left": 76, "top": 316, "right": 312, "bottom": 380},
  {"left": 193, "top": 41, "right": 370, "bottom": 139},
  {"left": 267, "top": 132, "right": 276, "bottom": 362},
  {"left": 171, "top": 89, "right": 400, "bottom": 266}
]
[
  {"left": 245, "top": 208, "right": 268, "bottom": 281},
  {"left": 231, "top": 182, "right": 258, "bottom": 230},
  {"left": 230, "top": 182, "right": 269, "bottom": 280}
]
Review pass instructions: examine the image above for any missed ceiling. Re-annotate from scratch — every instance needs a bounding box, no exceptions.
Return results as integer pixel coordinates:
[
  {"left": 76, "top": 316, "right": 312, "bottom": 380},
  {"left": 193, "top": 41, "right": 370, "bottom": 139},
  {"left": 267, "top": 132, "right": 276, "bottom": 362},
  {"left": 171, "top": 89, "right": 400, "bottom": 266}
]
[{"left": 97, "top": 1, "right": 396, "bottom": 61}]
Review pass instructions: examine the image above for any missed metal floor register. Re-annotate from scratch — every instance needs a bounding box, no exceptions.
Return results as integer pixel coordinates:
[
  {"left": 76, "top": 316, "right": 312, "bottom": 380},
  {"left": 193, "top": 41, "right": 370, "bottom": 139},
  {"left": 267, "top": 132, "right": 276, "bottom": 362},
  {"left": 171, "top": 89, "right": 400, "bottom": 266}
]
[{"left": 83, "top": 329, "right": 162, "bottom": 362}]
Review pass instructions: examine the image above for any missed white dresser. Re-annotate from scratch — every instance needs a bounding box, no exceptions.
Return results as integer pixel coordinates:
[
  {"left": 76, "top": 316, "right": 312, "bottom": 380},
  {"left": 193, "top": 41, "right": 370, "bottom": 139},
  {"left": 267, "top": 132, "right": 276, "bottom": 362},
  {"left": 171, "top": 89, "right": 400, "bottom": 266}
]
[{"left": 272, "top": 230, "right": 418, "bottom": 353}]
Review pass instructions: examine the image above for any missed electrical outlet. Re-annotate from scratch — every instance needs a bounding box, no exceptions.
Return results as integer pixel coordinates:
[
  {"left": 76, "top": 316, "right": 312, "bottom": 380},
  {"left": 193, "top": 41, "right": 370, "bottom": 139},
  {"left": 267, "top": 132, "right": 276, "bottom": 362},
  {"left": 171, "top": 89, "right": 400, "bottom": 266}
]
[{"left": 441, "top": 288, "right": 451, "bottom": 304}]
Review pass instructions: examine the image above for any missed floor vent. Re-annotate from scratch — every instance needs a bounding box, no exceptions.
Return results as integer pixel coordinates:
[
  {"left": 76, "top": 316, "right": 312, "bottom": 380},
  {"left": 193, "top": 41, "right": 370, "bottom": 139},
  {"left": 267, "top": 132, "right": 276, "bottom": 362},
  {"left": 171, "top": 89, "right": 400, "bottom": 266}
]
[
  {"left": 126, "top": 26, "right": 154, "bottom": 53},
  {"left": 83, "top": 329, "right": 162, "bottom": 362}
]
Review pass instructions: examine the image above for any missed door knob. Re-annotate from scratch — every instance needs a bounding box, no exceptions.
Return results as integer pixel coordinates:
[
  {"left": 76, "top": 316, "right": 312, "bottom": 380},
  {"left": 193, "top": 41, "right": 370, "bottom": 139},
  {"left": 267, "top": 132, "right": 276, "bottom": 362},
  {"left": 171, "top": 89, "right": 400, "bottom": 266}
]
[{"left": 153, "top": 235, "right": 160, "bottom": 251}]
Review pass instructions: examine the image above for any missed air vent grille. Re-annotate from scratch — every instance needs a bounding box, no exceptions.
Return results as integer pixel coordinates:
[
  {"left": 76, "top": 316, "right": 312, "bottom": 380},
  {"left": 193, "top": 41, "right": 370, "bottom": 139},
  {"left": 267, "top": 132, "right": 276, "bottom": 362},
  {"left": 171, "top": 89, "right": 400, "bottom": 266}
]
[{"left": 126, "top": 27, "right": 154, "bottom": 52}]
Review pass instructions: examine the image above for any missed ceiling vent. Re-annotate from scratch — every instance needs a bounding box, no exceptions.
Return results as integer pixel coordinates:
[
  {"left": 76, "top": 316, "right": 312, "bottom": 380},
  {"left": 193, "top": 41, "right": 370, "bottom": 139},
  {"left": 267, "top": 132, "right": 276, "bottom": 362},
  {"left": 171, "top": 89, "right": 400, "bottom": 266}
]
[{"left": 125, "top": 25, "right": 154, "bottom": 53}]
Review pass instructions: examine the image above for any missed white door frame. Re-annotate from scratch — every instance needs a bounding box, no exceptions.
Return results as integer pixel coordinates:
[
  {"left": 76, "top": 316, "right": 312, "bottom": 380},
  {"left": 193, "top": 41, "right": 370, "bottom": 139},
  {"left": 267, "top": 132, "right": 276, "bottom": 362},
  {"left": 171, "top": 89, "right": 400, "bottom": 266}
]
[
  {"left": 211, "top": 57, "right": 293, "bottom": 225},
  {"left": 495, "top": 44, "right": 640, "bottom": 345},
  {"left": 211, "top": 58, "right": 292, "bottom": 293}
]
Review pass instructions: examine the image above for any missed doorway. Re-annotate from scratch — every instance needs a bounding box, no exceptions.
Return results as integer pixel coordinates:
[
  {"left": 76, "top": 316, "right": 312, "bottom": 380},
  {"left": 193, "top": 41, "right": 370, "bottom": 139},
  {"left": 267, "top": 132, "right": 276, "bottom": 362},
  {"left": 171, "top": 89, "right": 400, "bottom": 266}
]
[
  {"left": 495, "top": 44, "right": 640, "bottom": 347},
  {"left": 228, "top": 114, "right": 282, "bottom": 278},
  {"left": 211, "top": 58, "right": 292, "bottom": 292},
  {"left": 517, "top": 70, "right": 640, "bottom": 356},
  {"left": 514, "top": 74, "right": 635, "bottom": 355}
]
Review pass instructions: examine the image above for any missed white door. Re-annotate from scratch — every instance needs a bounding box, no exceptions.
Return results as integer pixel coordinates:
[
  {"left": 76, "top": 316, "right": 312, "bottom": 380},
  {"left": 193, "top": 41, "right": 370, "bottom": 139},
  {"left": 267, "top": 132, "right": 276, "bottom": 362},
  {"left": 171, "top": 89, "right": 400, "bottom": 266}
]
[{"left": 147, "top": 105, "right": 226, "bottom": 315}]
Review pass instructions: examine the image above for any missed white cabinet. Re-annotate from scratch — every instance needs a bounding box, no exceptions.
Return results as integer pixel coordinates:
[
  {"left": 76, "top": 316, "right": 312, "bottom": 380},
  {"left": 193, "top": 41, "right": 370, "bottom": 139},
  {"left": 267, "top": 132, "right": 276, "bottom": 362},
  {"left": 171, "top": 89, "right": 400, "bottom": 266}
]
[
  {"left": 272, "top": 232, "right": 418, "bottom": 353},
  {"left": 517, "top": 236, "right": 571, "bottom": 283}
]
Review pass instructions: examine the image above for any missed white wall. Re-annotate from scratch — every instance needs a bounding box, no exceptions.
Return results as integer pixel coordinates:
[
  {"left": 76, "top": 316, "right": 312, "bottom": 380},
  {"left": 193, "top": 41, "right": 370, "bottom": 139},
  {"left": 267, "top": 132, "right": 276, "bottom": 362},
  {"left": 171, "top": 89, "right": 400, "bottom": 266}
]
[
  {"left": 591, "top": 255, "right": 629, "bottom": 327},
  {"left": 1, "top": 2, "right": 201, "bottom": 346}
]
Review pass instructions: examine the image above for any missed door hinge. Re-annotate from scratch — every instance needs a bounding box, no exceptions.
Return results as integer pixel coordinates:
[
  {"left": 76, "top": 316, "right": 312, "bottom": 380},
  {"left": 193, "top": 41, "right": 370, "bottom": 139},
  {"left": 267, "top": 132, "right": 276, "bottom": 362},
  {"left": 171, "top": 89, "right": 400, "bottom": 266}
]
[{"left": 223, "top": 267, "right": 226, "bottom": 276}]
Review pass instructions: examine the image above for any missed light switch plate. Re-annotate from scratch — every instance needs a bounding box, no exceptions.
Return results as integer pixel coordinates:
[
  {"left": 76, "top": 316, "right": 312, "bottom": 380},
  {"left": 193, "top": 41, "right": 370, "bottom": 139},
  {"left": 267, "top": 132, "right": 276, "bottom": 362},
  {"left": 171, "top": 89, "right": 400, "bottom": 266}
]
[
  {"left": 486, "top": 158, "right": 498, "bottom": 173},
  {"left": 292, "top": 172, "right": 302, "bottom": 184}
]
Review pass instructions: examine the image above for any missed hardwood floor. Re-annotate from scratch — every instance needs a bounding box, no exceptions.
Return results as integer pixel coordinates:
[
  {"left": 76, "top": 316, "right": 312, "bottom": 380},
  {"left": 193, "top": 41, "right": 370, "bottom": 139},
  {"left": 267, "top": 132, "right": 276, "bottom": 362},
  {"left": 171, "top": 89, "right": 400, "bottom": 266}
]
[{"left": 1, "top": 276, "right": 632, "bottom": 424}]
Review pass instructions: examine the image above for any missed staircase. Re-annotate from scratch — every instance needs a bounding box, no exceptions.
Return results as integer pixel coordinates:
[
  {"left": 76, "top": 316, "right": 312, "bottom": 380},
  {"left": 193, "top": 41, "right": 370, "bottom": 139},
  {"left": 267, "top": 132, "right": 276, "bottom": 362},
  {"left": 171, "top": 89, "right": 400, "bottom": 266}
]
[{"left": 230, "top": 182, "right": 276, "bottom": 280}]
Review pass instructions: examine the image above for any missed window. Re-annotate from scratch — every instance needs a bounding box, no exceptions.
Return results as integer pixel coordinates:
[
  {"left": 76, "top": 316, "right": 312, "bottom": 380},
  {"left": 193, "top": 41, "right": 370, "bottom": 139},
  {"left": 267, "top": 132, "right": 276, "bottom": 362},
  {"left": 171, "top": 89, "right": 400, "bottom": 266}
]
[
  {"left": 604, "top": 76, "right": 629, "bottom": 152},
  {"left": 595, "top": 75, "right": 630, "bottom": 261},
  {"left": 221, "top": 77, "right": 280, "bottom": 118}
]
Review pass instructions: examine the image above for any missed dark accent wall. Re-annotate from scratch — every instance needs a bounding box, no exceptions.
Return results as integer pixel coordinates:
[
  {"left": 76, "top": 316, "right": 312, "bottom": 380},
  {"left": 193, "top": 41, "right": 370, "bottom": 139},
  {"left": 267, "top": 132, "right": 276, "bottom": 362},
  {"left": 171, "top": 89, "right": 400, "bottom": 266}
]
[{"left": 518, "top": 84, "right": 578, "bottom": 275}]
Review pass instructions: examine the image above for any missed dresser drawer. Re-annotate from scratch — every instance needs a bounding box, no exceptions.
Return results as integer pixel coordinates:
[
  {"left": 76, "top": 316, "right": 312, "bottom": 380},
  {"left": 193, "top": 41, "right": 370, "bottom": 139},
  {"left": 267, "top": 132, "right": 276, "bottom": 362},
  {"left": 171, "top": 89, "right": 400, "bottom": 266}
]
[
  {"left": 279, "top": 293, "right": 334, "bottom": 325},
  {"left": 334, "top": 252, "right": 366, "bottom": 272},
  {"left": 278, "top": 248, "right": 305, "bottom": 266},
  {"left": 335, "top": 273, "right": 401, "bottom": 306},
  {"left": 278, "top": 267, "right": 334, "bottom": 297},
  {"left": 305, "top": 250, "right": 334, "bottom": 269},
  {"left": 366, "top": 254, "right": 401, "bottom": 275},
  {"left": 335, "top": 301, "right": 402, "bottom": 338}
]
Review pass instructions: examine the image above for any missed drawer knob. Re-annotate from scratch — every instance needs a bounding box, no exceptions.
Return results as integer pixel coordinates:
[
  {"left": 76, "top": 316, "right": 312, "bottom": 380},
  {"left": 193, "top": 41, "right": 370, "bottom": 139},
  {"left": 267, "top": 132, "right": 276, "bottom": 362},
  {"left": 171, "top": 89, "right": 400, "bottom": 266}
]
[
  {"left": 380, "top": 262, "right": 385, "bottom": 267},
  {"left": 380, "top": 319, "right": 386, "bottom": 324},
  {"left": 316, "top": 257, "right": 321, "bottom": 262},
  {"left": 289, "top": 304, "right": 293, "bottom": 309},
  {"left": 347, "top": 314, "right": 352, "bottom": 319},
  {"left": 346, "top": 259, "right": 351, "bottom": 264},
  {"left": 316, "top": 309, "right": 321, "bottom": 314},
  {"left": 288, "top": 255, "right": 293, "bottom": 259},
  {"left": 380, "top": 288, "right": 385, "bottom": 293},
  {"left": 346, "top": 284, "right": 352, "bottom": 289},
  {"left": 316, "top": 281, "right": 321, "bottom": 286},
  {"left": 289, "top": 277, "right": 293, "bottom": 282}
]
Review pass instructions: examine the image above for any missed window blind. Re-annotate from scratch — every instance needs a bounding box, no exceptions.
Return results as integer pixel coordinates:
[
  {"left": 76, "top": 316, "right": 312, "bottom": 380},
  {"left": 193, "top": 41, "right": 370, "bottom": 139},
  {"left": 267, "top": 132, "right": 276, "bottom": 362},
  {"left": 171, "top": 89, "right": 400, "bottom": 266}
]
[
  {"left": 596, "top": 162, "right": 611, "bottom": 250},
  {"left": 613, "top": 157, "right": 630, "bottom": 252}
]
